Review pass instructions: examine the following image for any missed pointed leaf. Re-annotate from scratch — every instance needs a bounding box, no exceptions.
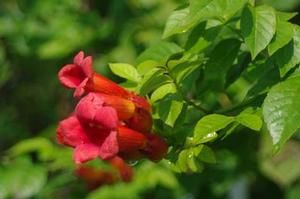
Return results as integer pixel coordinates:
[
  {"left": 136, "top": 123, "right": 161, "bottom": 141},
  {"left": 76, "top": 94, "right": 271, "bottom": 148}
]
[
  {"left": 263, "top": 76, "right": 300, "bottom": 151},
  {"left": 109, "top": 63, "right": 141, "bottom": 82},
  {"left": 241, "top": 5, "right": 276, "bottom": 59},
  {"left": 194, "top": 114, "right": 234, "bottom": 142},
  {"left": 163, "top": 7, "right": 189, "bottom": 38}
]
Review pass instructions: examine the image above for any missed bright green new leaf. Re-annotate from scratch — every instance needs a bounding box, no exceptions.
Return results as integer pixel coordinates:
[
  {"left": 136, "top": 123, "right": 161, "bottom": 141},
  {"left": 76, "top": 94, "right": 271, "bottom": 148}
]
[
  {"left": 137, "top": 60, "right": 159, "bottom": 75},
  {"left": 263, "top": 76, "right": 300, "bottom": 151},
  {"left": 275, "top": 26, "right": 300, "bottom": 77},
  {"left": 241, "top": 5, "right": 276, "bottom": 59},
  {"left": 236, "top": 112, "right": 263, "bottom": 131},
  {"left": 109, "top": 63, "right": 140, "bottom": 82},
  {"left": 151, "top": 83, "right": 177, "bottom": 103},
  {"left": 163, "top": 7, "right": 189, "bottom": 38},
  {"left": 194, "top": 114, "right": 235, "bottom": 143},
  {"left": 268, "top": 17, "right": 294, "bottom": 55}
]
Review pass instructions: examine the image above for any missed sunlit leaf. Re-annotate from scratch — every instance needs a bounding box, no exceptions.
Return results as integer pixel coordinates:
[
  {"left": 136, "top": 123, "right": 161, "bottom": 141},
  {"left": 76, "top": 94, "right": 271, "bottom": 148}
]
[
  {"left": 241, "top": 5, "right": 276, "bottom": 59},
  {"left": 263, "top": 75, "right": 300, "bottom": 151}
]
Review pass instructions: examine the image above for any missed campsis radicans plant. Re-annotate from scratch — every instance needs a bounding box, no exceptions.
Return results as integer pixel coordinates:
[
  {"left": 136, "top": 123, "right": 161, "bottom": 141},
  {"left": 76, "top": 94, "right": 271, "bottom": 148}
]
[
  {"left": 57, "top": 51, "right": 167, "bottom": 182},
  {"left": 57, "top": 0, "right": 300, "bottom": 182}
]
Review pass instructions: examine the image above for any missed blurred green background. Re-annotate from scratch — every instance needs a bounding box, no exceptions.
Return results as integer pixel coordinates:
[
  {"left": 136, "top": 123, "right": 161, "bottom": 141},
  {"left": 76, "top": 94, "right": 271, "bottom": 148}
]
[{"left": 1, "top": 0, "right": 300, "bottom": 198}]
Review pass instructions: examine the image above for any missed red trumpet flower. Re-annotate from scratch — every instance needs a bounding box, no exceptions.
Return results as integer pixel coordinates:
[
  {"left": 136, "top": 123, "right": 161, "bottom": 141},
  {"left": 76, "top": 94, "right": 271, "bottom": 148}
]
[
  {"left": 58, "top": 51, "right": 131, "bottom": 98},
  {"left": 58, "top": 52, "right": 151, "bottom": 112}
]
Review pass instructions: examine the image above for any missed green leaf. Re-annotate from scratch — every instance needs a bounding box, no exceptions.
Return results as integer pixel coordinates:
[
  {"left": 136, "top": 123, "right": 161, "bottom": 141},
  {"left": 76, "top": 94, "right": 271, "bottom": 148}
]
[
  {"left": 183, "top": 0, "right": 247, "bottom": 32},
  {"left": 276, "top": 11, "right": 297, "bottom": 21},
  {"left": 236, "top": 112, "right": 262, "bottom": 131},
  {"left": 1, "top": 157, "right": 47, "bottom": 199},
  {"left": 136, "top": 42, "right": 183, "bottom": 64},
  {"left": 197, "top": 145, "right": 216, "bottom": 164},
  {"left": 268, "top": 17, "right": 294, "bottom": 55},
  {"left": 158, "top": 100, "right": 184, "bottom": 127},
  {"left": 137, "top": 60, "right": 159, "bottom": 75},
  {"left": 275, "top": 26, "right": 300, "bottom": 77},
  {"left": 201, "top": 39, "right": 241, "bottom": 90},
  {"left": 241, "top": 5, "right": 276, "bottom": 59},
  {"left": 194, "top": 114, "right": 234, "bottom": 143},
  {"left": 138, "top": 68, "right": 171, "bottom": 95},
  {"left": 246, "top": 64, "right": 280, "bottom": 98},
  {"left": 151, "top": 83, "right": 177, "bottom": 103},
  {"left": 109, "top": 63, "right": 140, "bottom": 82},
  {"left": 176, "top": 145, "right": 204, "bottom": 173},
  {"left": 263, "top": 76, "right": 300, "bottom": 151},
  {"left": 8, "top": 137, "right": 54, "bottom": 161},
  {"left": 163, "top": 7, "right": 189, "bottom": 38}
]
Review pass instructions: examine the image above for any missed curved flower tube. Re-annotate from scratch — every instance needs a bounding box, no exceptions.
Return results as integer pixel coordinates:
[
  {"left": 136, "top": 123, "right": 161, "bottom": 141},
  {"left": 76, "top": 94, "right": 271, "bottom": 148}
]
[{"left": 58, "top": 51, "right": 151, "bottom": 113}]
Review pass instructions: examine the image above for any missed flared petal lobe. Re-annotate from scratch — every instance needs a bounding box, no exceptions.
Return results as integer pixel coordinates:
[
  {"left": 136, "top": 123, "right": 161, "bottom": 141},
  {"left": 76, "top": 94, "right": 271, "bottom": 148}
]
[
  {"left": 58, "top": 51, "right": 93, "bottom": 97},
  {"left": 58, "top": 64, "right": 86, "bottom": 88},
  {"left": 56, "top": 116, "right": 89, "bottom": 147},
  {"left": 73, "top": 143, "right": 101, "bottom": 164},
  {"left": 75, "top": 93, "right": 118, "bottom": 129}
]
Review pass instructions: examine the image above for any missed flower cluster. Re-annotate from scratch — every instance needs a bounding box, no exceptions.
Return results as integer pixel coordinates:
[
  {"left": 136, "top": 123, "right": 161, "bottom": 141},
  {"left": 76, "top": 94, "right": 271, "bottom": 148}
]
[{"left": 57, "top": 51, "right": 168, "bottom": 182}]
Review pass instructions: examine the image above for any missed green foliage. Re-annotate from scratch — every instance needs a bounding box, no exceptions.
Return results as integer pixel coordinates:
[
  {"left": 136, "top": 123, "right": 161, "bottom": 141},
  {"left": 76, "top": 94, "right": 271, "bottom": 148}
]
[
  {"left": 263, "top": 75, "right": 300, "bottom": 151},
  {"left": 2, "top": 0, "right": 300, "bottom": 198}
]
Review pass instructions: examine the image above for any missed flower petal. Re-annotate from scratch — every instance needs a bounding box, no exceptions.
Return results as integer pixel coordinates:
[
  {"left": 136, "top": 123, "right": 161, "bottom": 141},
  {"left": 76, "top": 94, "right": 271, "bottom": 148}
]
[
  {"left": 73, "top": 143, "right": 100, "bottom": 164},
  {"left": 73, "top": 51, "right": 84, "bottom": 66},
  {"left": 57, "top": 116, "right": 89, "bottom": 147},
  {"left": 75, "top": 93, "right": 118, "bottom": 129},
  {"left": 98, "top": 130, "right": 119, "bottom": 160},
  {"left": 73, "top": 78, "right": 89, "bottom": 98},
  {"left": 81, "top": 56, "right": 93, "bottom": 77},
  {"left": 58, "top": 64, "right": 86, "bottom": 88}
]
